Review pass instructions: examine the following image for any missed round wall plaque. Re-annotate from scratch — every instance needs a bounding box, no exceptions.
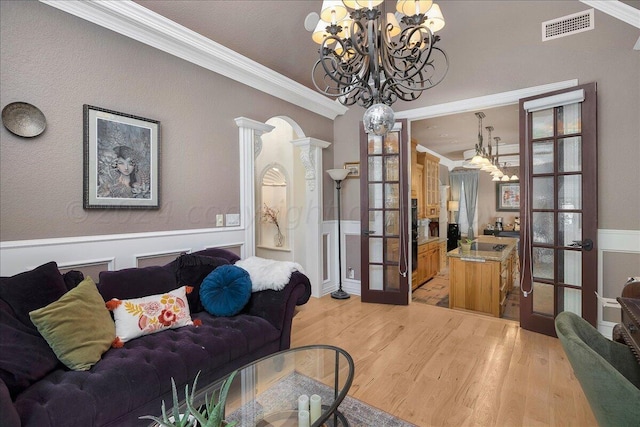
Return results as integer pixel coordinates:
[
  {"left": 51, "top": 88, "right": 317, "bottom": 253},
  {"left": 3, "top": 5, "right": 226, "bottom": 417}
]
[{"left": 2, "top": 102, "right": 47, "bottom": 138}]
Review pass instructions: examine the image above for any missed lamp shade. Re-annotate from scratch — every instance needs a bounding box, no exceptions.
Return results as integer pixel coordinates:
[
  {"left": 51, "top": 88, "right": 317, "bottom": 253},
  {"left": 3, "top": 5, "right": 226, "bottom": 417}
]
[
  {"left": 343, "top": 0, "right": 383, "bottom": 9},
  {"left": 424, "top": 3, "right": 445, "bottom": 32},
  {"left": 312, "top": 20, "right": 331, "bottom": 44},
  {"left": 396, "top": 0, "right": 433, "bottom": 16},
  {"left": 447, "top": 200, "right": 459, "bottom": 212},
  {"left": 320, "top": 0, "right": 347, "bottom": 24},
  {"left": 327, "top": 168, "right": 350, "bottom": 181}
]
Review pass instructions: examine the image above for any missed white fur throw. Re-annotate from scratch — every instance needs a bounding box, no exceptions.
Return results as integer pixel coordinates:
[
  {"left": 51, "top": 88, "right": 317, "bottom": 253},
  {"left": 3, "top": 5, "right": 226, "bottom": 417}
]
[{"left": 235, "top": 256, "right": 304, "bottom": 292}]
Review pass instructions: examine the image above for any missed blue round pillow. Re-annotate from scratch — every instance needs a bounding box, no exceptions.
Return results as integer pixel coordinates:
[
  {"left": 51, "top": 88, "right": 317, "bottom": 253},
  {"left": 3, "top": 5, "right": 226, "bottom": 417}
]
[{"left": 200, "top": 265, "right": 252, "bottom": 317}]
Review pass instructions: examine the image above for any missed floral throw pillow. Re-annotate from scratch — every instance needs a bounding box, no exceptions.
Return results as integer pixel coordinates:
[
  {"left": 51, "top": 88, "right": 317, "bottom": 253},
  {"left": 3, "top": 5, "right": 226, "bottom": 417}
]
[{"left": 106, "top": 286, "right": 195, "bottom": 347}]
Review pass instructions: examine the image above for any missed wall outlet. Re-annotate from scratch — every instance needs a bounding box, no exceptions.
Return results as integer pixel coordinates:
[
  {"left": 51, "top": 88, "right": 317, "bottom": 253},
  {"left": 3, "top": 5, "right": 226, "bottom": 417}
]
[
  {"left": 216, "top": 214, "right": 224, "bottom": 227},
  {"left": 226, "top": 213, "right": 240, "bottom": 226},
  {"left": 347, "top": 267, "right": 355, "bottom": 279}
]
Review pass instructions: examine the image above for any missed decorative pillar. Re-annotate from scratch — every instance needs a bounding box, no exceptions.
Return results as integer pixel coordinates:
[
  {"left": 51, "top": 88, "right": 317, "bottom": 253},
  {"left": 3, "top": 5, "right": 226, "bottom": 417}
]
[
  {"left": 291, "top": 137, "right": 331, "bottom": 297},
  {"left": 235, "top": 117, "right": 275, "bottom": 258}
]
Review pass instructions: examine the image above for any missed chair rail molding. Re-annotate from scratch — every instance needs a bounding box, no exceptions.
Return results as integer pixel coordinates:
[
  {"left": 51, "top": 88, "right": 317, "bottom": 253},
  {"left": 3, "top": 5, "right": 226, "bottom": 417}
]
[
  {"left": 0, "top": 227, "right": 245, "bottom": 277},
  {"left": 597, "top": 228, "right": 640, "bottom": 337},
  {"left": 39, "top": 0, "right": 348, "bottom": 119},
  {"left": 323, "top": 219, "right": 361, "bottom": 297}
]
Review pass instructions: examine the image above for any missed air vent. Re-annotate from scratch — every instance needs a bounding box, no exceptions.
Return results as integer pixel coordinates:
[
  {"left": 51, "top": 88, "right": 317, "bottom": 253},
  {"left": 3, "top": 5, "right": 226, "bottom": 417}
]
[{"left": 542, "top": 9, "right": 594, "bottom": 42}]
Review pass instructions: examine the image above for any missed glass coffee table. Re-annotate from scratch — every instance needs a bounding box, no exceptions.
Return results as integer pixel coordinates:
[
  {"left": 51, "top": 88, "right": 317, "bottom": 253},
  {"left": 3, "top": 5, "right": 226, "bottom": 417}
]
[{"left": 190, "top": 345, "right": 354, "bottom": 427}]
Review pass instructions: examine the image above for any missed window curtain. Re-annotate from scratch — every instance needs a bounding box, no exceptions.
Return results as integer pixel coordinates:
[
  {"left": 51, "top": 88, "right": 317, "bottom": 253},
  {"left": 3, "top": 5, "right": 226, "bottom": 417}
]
[{"left": 450, "top": 170, "right": 479, "bottom": 239}]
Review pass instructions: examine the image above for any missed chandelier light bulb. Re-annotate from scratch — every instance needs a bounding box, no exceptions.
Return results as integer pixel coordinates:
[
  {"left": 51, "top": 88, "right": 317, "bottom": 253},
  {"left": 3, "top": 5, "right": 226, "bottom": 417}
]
[
  {"left": 363, "top": 103, "right": 395, "bottom": 136},
  {"left": 501, "top": 175, "right": 510, "bottom": 181}
]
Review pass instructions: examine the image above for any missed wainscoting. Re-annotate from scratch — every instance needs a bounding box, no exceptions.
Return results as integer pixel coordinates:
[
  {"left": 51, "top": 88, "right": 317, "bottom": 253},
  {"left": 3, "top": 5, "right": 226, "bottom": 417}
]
[{"left": 0, "top": 227, "right": 246, "bottom": 278}]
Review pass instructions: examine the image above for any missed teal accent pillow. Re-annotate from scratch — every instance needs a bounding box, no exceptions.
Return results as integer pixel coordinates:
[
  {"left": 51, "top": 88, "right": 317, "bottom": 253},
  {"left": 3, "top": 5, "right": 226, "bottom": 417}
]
[{"left": 200, "top": 265, "right": 252, "bottom": 317}]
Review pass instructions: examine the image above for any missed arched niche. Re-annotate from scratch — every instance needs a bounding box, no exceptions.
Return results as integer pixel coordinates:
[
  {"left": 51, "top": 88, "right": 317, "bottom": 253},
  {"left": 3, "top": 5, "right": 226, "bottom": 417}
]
[{"left": 259, "top": 163, "right": 289, "bottom": 249}]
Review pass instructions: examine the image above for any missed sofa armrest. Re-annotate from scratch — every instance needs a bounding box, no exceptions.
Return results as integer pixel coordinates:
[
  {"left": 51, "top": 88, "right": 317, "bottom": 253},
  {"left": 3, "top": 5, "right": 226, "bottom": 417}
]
[
  {"left": 242, "top": 271, "right": 311, "bottom": 350},
  {"left": 0, "top": 379, "right": 20, "bottom": 427}
]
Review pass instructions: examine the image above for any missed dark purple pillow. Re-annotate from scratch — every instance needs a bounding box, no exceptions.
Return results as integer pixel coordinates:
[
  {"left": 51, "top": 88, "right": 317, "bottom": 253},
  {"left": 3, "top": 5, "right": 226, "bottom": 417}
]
[
  {"left": 97, "top": 265, "right": 177, "bottom": 302},
  {"left": 0, "top": 261, "right": 67, "bottom": 330},
  {"left": 0, "top": 298, "right": 61, "bottom": 399},
  {"left": 164, "top": 254, "right": 230, "bottom": 312}
]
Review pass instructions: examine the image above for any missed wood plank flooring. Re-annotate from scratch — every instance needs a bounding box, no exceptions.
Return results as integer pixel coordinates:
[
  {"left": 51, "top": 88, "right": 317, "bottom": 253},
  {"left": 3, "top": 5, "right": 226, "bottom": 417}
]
[{"left": 290, "top": 295, "right": 596, "bottom": 426}]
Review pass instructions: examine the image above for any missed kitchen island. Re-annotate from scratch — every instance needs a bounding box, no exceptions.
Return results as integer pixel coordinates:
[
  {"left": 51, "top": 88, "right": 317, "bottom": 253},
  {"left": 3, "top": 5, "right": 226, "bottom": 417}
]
[{"left": 447, "top": 235, "right": 519, "bottom": 318}]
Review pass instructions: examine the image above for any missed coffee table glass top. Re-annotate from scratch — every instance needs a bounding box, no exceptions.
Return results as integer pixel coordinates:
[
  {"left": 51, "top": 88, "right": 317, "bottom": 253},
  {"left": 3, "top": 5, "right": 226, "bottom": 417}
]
[{"left": 193, "top": 345, "right": 354, "bottom": 427}]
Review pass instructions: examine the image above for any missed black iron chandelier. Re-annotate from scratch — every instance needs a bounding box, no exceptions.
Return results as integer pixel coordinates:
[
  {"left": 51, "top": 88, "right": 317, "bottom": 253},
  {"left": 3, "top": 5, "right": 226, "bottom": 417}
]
[{"left": 311, "top": 0, "right": 448, "bottom": 135}]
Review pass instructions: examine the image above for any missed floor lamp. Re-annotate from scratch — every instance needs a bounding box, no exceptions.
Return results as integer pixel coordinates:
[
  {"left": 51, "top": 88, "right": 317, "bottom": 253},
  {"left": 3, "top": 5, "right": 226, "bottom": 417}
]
[{"left": 327, "top": 169, "right": 350, "bottom": 299}]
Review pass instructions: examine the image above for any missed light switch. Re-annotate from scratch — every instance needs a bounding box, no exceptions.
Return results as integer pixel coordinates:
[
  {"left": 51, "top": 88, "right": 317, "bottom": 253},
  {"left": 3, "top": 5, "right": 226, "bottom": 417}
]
[{"left": 216, "top": 214, "right": 224, "bottom": 227}]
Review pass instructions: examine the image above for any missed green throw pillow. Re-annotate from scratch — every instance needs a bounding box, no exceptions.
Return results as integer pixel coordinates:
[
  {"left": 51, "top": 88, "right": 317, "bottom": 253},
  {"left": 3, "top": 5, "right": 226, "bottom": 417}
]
[{"left": 29, "top": 277, "right": 115, "bottom": 371}]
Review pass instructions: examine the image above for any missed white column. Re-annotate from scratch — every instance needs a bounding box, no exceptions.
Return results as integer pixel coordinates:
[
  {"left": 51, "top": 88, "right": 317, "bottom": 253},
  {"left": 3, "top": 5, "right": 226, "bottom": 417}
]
[
  {"left": 235, "top": 117, "right": 275, "bottom": 258},
  {"left": 291, "top": 137, "right": 331, "bottom": 297}
]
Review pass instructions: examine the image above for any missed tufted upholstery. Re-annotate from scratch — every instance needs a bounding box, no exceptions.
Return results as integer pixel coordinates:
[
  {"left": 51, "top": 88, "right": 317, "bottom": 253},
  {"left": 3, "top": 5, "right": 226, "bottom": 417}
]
[{"left": 1, "top": 249, "right": 311, "bottom": 427}]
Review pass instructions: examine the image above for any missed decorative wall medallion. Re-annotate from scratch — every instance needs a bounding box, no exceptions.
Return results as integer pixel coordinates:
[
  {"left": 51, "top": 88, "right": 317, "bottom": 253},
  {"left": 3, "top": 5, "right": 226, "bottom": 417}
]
[{"left": 2, "top": 102, "right": 47, "bottom": 138}]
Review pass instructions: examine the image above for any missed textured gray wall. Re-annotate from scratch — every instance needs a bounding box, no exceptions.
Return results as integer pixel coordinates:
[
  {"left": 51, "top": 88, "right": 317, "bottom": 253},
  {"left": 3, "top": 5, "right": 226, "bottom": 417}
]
[{"left": 0, "top": 1, "right": 333, "bottom": 241}]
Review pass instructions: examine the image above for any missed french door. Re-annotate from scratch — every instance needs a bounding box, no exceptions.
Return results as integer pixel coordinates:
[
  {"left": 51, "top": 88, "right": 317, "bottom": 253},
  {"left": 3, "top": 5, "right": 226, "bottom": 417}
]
[
  {"left": 360, "top": 120, "right": 410, "bottom": 305},
  {"left": 519, "top": 82, "right": 598, "bottom": 336}
]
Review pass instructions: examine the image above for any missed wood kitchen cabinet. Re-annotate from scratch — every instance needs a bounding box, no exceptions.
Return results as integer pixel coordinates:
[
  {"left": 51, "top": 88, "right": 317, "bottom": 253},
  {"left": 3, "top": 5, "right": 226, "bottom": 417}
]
[
  {"left": 448, "top": 239, "right": 518, "bottom": 318},
  {"left": 424, "top": 152, "right": 440, "bottom": 218},
  {"left": 413, "top": 240, "right": 440, "bottom": 290}
]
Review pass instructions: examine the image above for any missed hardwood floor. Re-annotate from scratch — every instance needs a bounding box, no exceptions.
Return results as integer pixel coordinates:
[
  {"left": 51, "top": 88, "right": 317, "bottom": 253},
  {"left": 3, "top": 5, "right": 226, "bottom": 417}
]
[{"left": 290, "top": 295, "right": 596, "bottom": 426}]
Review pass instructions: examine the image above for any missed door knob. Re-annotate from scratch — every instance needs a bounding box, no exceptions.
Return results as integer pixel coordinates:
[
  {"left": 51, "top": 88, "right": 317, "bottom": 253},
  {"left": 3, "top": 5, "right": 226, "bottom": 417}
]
[{"left": 569, "top": 238, "right": 594, "bottom": 251}]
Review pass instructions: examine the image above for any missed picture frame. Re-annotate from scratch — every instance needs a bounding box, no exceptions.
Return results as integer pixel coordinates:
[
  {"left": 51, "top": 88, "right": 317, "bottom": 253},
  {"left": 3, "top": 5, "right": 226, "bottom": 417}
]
[
  {"left": 496, "top": 182, "right": 520, "bottom": 211},
  {"left": 83, "top": 105, "right": 160, "bottom": 209},
  {"left": 343, "top": 162, "right": 360, "bottom": 178}
]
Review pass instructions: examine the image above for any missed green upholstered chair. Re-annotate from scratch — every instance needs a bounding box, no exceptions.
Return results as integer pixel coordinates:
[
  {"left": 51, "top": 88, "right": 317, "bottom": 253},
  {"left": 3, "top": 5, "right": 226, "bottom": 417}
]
[{"left": 555, "top": 311, "right": 640, "bottom": 427}]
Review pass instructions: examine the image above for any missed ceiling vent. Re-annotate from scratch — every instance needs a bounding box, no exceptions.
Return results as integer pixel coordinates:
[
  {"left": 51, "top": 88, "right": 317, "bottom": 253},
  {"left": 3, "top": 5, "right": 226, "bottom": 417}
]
[{"left": 542, "top": 9, "right": 594, "bottom": 42}]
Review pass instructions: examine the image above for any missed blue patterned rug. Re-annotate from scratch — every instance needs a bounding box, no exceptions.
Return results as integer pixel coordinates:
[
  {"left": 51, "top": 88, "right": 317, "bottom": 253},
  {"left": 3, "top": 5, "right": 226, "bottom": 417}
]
[{"left": 226, "top": 371, "right": 416, "bottom": 427}]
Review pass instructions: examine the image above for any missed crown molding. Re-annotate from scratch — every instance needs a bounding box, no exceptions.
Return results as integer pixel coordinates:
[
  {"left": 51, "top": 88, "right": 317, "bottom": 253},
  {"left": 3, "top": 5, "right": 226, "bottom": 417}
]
[
  {"left": 579, "top": 0, "right": 640, "bottom": 29},
  {"left": 579, "top": 0, "right": 640, "bottom": 49},
  {"left": 39, "top": 0, "right": 348, "bottom": 120}
]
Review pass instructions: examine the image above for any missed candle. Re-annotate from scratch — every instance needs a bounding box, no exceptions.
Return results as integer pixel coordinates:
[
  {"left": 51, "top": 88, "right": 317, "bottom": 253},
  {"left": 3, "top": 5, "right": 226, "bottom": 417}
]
[
  {"left": 310, "top": 394, "right": 321, "bottom": 424},
  {"left": 298, "top": 409, "right": 310, "bottom": 427},
  {"left": 298, "top": 394, "right": 309, "bottom": 413}
]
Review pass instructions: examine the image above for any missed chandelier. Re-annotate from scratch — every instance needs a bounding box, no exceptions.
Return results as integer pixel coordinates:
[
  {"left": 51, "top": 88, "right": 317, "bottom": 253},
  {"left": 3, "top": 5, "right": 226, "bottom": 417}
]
[
  {"left": 466, "top": 112, "right": 519, "bottom": 181},
  {"left": 310, "top": 0, "right": 448, "bottom": 136}
]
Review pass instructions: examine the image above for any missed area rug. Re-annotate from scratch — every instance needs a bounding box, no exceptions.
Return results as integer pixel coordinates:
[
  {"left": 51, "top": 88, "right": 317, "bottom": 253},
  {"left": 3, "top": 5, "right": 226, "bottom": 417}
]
[{"left": 225, "top": 371, "right": 417, "bottom": 427}]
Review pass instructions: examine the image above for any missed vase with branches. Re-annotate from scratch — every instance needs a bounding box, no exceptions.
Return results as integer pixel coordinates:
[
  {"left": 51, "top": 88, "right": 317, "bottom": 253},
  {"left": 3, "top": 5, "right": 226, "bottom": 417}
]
[{"left": 262, "top": 203, "right": 284, "bottom": 247}]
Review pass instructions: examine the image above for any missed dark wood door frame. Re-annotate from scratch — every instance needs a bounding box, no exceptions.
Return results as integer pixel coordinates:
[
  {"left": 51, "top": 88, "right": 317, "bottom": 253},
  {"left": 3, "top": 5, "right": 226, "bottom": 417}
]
[{"left": 519, "top": 82, "right": 598, "bottom": 336}]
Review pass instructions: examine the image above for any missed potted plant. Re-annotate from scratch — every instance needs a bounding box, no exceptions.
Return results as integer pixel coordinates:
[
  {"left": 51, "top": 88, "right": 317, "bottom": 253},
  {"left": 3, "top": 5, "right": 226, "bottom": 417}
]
[
  {"left": 458, "top": 238, "right": 474, "bottom": 253},
  {"left": 141, "top": 371, "right": 238, "bottom": 427}
]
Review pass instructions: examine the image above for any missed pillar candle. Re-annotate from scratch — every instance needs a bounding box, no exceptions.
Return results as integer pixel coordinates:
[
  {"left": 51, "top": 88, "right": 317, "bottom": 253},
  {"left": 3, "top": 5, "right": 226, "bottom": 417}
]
[
  {"left": 298, "top": 409, "right": 310, "bottom": 427},
  {"left": 298, "top": 394, "right": 309, "bottom": 413},
  {"left": 310, "top": 394, "right": 321, "bottom": 424}
]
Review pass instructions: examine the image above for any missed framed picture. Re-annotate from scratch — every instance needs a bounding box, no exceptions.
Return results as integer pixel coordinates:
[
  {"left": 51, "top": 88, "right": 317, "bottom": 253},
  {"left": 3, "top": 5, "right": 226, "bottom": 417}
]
[
  {"left": 343, "top": 162, "right": 360, "bottom": 178},
  {"left": 496, "top": 182, "right": 520, "bottom": 211},
  {"left": 83, "top": 105, "right": 160, "bottom": 209}
]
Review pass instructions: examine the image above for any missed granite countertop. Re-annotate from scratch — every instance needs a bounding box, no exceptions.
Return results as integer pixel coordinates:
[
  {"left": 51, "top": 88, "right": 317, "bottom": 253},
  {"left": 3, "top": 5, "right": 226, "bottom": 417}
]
[
  {"left": 446, "top": 235, "right": 518, "bottom": 262},
  {"left": 418, "top": 236, "right": 445, "bottom": 245}
]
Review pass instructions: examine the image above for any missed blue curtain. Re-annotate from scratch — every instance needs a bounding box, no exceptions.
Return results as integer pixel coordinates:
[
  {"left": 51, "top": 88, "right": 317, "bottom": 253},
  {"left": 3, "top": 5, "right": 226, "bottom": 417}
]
[{"left": 450, "top": 170, "right": 479, "bottom": 238}]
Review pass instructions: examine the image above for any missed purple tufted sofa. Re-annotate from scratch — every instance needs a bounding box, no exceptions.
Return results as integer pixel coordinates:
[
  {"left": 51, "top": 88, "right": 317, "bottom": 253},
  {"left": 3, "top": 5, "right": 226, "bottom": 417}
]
[{"left": 0, "top": 248, "right": 311, "bottom": 427}]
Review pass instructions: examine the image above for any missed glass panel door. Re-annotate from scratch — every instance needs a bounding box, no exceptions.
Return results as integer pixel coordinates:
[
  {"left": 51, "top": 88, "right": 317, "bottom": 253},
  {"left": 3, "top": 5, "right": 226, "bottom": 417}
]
[
  {"left": 360, "top": 120, "right": 409, "bottom": 305},
  {"left": 519, "top": 83, "right": 598, "bottom": 336}
]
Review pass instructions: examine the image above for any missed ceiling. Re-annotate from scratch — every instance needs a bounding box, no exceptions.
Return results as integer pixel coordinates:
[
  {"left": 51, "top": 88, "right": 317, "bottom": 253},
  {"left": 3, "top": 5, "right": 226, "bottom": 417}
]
[
  {"left": 133, "top": 1, "right": 638, "bottom": 164},
  {"left": 134, "top": 0, "right": 520, "bottom": 163}
]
